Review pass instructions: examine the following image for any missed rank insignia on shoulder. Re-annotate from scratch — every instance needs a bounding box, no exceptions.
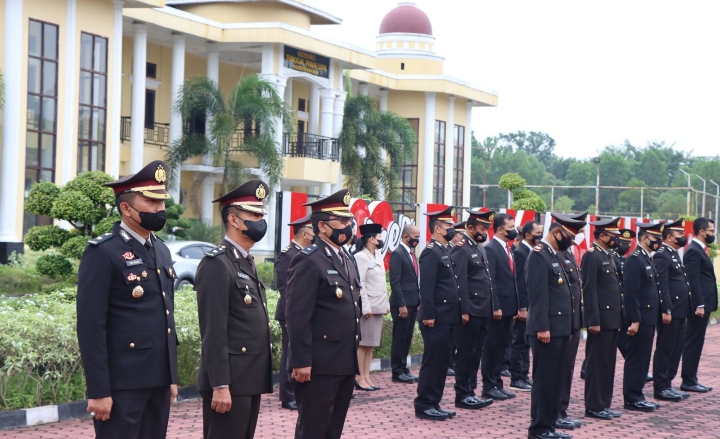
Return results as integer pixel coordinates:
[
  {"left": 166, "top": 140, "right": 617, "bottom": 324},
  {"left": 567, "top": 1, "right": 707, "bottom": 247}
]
[
  {"left": 456, "top": 240, "right": 465, "bottom": 247},
  {"left": 206, "top": 246, "right": 226, "bottom": 257},
  {"left": 533, "top": 243, "right": 543, "bottom": 252},
  {"left": 301, "top": 245, "right": 318, "bottom": 255},
  {"left": 587, "top": 247, "right": 595, "bottom": 253},
  {"left": 281, "top": 245, "right": 291, "bottom": 253},
  {"left": 427, "top": 242, "right": 435, "bottom": 248},
  {"left": 88, "top": 232, "right": 114, "bottom": 245}
]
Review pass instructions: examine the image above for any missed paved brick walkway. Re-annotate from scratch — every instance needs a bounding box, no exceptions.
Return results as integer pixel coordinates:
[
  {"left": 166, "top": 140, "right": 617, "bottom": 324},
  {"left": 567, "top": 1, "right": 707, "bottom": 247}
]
[{"left": 4, "top": 325, "right": 720, "bottom": 438}]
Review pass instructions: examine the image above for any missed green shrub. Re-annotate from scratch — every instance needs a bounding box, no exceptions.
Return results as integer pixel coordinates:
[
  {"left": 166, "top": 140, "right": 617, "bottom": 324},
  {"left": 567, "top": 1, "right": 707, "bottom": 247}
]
[
  {"left": 0, "top": 265, "right": 46, "bottom": 296},
  {"left": 59, "top": 235, "right": 90, "bottom": 260},
  {"left": 35, "top": 254, "right": 74, "bottom": 279},
  {"left": 24, "top": 226, "right": 70, "bottom": 252},
  {"left": 24, "top": 182, "right": 60, "bottom": 217},
  {"left": 185, "top": 220, "right": 222, "bottom": 244},
  {"left": 257, "top": 261, "right": 275, "bottom": 287}
]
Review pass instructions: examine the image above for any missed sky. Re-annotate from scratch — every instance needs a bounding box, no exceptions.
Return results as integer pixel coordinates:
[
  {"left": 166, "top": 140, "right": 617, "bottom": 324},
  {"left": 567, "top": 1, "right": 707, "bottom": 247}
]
[{"left": 308, "top": 0, "right": 720, "bottom": 159}]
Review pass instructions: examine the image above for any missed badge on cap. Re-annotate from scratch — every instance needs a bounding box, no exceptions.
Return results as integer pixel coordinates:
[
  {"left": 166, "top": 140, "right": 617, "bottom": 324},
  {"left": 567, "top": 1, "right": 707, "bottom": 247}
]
[
  {"left": 335, "top": 282, "right": 343, "bottom": 299},
  {"left": 155, "top": 164, "right": 167, "bottom": 183},
  {"left": 623, "top": 231, "right": 631, "bottom": 238},
  {"left": 122, "top": 252, "right": 135, "bottom": 260},
  {"left": 132, "top": 286, "right": 144, "bottom": 298},
  {"left": 256, "top": 184, "right": 267, "bottom": 200},
  {"left": 343, "top": 192, "right": 351, "bottom": 206}
]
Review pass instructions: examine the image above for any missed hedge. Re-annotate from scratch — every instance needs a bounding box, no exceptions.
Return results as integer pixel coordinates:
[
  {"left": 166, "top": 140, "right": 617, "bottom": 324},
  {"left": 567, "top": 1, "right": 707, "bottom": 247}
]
[{"left": 0, "top": 286, "right": 423, "bottom": 411}]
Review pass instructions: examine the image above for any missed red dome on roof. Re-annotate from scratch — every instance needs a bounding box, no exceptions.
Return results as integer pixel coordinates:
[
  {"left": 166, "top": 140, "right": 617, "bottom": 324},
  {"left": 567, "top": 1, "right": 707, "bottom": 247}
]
[{"left": 379, "top": 2, "right": 433, "bottom": 36}]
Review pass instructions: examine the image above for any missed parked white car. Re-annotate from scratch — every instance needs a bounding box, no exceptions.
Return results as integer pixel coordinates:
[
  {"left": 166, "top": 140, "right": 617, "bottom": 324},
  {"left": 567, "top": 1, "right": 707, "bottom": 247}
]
[{"left": 165, "top": 240, "right": 216, "bottom": 289}]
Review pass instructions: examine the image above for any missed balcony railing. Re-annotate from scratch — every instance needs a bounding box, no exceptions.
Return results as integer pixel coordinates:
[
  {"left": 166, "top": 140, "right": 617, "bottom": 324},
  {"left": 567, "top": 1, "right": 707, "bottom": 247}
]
[
  {"left": 120, "top": 116, "right": 170, "bottom": 148},
  {"left": 284, "top": 133, "right": 339, "bottom": 162}
]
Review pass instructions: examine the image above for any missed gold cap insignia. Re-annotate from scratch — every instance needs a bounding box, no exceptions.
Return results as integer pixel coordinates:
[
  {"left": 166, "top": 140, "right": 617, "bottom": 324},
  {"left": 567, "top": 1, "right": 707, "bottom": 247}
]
[
  {"left": 489, "top": 213, "right": 495, "bottom": 222},
  {"left": 132, "top": 286, "right": 144, "bottom": 298},
  {"left": 256, "top": 184, "right": 267, "bottom": 200},
  {"left": 623, "top": 231, "right": 631, "bottom": 238},
  {"left": 343, "top": 192, "right": 351, "bottom": 206},
  {"left": 681, "top": 220, "right": 686, "bottom": 228},
  {"left": 659, "top": 225, "right": 665, "bottom": 232},
  {"left": 155, "top": 165, "right": 167, "bottom": 184}
]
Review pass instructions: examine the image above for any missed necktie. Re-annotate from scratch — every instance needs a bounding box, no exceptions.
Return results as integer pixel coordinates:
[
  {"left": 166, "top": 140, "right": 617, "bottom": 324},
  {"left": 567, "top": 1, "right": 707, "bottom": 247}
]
[
  {"left": 705, "top": 246, "right": 710, "bottom": 258},
  {"left": 506, "top": 242, "right": 515, "bottom": 275},
  {"left": 410, "top": 251, "right": 418, "bottom": 276},
  {"left": 339, "top": 252, "right": 349, "bottom": 278},
  {"left": 246, "top": 254, "right": 257, "bottom": 276},
  {"left": 144, "top": 238, "right": 156, "bottom": 266}
]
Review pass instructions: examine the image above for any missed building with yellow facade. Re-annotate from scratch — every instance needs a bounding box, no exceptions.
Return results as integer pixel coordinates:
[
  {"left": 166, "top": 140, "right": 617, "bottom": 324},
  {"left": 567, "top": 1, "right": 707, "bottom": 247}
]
[{"left": 0, "top": 0, "right": 497, "bottom": 259}]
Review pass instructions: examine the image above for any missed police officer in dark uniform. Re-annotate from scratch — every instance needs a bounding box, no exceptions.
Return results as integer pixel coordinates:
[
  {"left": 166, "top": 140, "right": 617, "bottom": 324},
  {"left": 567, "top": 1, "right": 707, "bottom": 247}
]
[
  {"left": 446, "top": 221, "right": 467, "bottom": 374},
  {"left": 623, "top": 221, "right": 664, "bottom": 412},
  {"left": 196, "top": 180, "right": 273, "bottom": 439},
  {"left": 77, "top": 160, "right": 178, "bottom": 439},
  {"left": 285, "top": 189, "right": 362, "bottom": 439},
  {"left": 652, "top": 219, "right": 691, "bottom": 402},
  {"left": 414, "top": 207, "right": 461, "bottom": 421},
  {"left": 526, "top": 213, "right": 585, "bottom": 439},
  {"left": 555, "top": 219, "right": 587, "bottom": 430},
  {"left": 274, "top": 213, "right": 314, "bottom": 410},
  {"left": 580, "top": 217, "right": 624, "bottom": 421},
  {"left": 452, "top": 209, "right": 495, "bottom": 411}
]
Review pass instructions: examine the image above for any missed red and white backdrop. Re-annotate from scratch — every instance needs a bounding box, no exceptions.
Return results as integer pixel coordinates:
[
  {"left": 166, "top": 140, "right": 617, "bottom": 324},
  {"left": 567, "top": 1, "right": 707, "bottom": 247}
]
[{"left": 277, "top": 191, "right": 694, "bottom": 267}]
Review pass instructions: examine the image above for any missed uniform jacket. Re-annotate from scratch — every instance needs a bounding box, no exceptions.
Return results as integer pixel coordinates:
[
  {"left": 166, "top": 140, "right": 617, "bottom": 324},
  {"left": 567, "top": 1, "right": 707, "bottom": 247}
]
[
  {"left": 613, "top": 252, "right": 626, "bottom": 288},
  {"left": 653, "top": 244, "right": 692, "bottom": 319},
  {"left": 524, "top": 242, "right": 572, "bottom": 338},
  {"left": 286, "top": 239, "right": 362, "bottom": 376},
  {"left": 558, "top": 249, "right": 584, "bottom": 331},
  {"left": 417, "top": 239, "right": 461, "bottom": 325},
  {"left": 513, "top": 243, "right": 531, "bottom": 311},
  {"left": 355, "top": 248, "right": 390, "bottom": 315},
  {"left": 624, "top": 247, "right": 661, "bottom": 326},
  {"left": 453, "top": 234, "right": 494, "bottom": 318},
  {"left": 195, "top": 239, "right": 273, "bottom": 396},
  {"left": 485, "top": 238, "right": 519, "bottom": 316},
  {"left": 389, "top": 245, "right": 420, "bottom": 308},
  {"left": 76, "top": 222, "right": 178, "bottom": 399},
  {"left": 684, "top": 240, "right": 718, "bottom": 312},
  {"left": 581, "top": 243, "right": 623, "bottom": 330},
  {"left": 274, "top": 241, "right": 302, "bottom": 321}
]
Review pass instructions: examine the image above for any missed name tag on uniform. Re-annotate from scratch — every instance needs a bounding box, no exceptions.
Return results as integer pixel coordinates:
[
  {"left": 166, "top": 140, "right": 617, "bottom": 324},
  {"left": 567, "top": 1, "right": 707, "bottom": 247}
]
[
  {"left": 645, "top": 266, "right": 652, "bottom": 270},
  {"left": 565, "top": 259, "right": 571, "bottom": 263},
  {"left": 442, "top": 256, "right": 449, "bottom": 260},
  {"left": 602, "top": 261, "right": 610, "bottom": 265},
  {"left": 327, "top": 269, "right": 339, "bottom": 275},
  {"left": 126, "top": 259, "right": 143, "bottom": 267},
  {"left": 471, "top": 254, "right": 479, "bottom": 258},
  {"left": 552, "top": 262, "right": 560, "bottom": 267},
  {"left": 672, "top": 258, "right": 678, "bottom": 262},
  {"left": 237, "top": 272, "right": 250, "bottom": 280}
]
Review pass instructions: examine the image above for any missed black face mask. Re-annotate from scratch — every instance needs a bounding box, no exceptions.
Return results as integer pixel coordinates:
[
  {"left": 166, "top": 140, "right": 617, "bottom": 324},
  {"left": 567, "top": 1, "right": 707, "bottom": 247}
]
[
  {"left": 531, "top": 234, "right": 542, "bottom": 245},
  {"left": 443, "top": 227, "right": 457, "bottom": 241},
  {"left": 408, "top": 237, "right": 420, "bottom": 248},
  {"left": 607, "top": 236, "right": 620, "bottom": 249},
  {"left": 129, "top": 204, "right": 167, "bottom": 232},
  {"left": 555, "top": 231, "right": 573, "bottom": 252},
  {"left": 705, "top": 234, "right": 716, "bottom": 245},
  {"left": 675, "top": 236, "right": 688, "bottom": 248},
  {"left": 618, "top": 243, "right": 631, "bottom": 256},
  {"left": 240, "top": 219, "right": 267, "bottom": 242},
  {"left": 376, "top": 239, "right": 385, "bottom": 249},
  {"left": 505, "top": 229, "right": 518, "bottom": 241},
  {"left": 327, "top": 224, "right": 353, "bottom": 246},
  {"left": 474, "top": 232, "right": 488, "bottom": 243},
  {"left": 647, "top": 238, "right": 661, "bottom": 252}
]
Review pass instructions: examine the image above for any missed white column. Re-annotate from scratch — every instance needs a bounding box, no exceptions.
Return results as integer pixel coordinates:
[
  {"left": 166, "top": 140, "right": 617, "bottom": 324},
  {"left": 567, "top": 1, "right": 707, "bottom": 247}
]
[
  {"left": 444, "top": 96, "right": 455, "bottom": 205},
  {"left": 61, "top": 0, "right": 77, "bottom": 183},
  {"left": 319, "top": 89, "right": 334, "bottom": 138},
  {"left": 109, "top": 1, "right": 124, "bottom": 178},
  {"left": 0, "top": 0, "right": 23, "bottom": 243},
  {"left": 421, "top": 92, "right": 436, "bottom": 204},
  {"left": 378, "top": 89, "right": 389, "bottom": 199},
  {"left": 321, "top": 183, "right": 332, "bottom": 195},
  {"left": 332, "top": 91, "right": 346, "bottom": 192},
  {"left": 202, "top": 48, "right": 219, "bottom": 167},
  {"left": 284, "top": 78, "right": 293, "bottom": 111},
  {"left": 130, "top": 23, "right": 147, "bottom": 173},
  {"left": 358, "top": 82, "right": 369, "bottom": 96},
  {"left": 201, "top": 176, "right": 215, "bottom": 225},
  {"left": 168, "top": 34, "right": 185, "bottom": 202},
  {"left": 463, "top": 102, "right": 473, "bottom": 208},
  {"left": 378, "top": 89, "right": 389, "bottom": 112},
  {"left": 308, "top": 84, "right": 319, "bottom": 135}
]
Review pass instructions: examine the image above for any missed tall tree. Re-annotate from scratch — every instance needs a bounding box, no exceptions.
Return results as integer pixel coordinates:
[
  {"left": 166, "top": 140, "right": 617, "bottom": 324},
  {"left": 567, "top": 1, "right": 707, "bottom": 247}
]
[
  {"left": 339, "top": 93, "right": 416, "bottom": 200},
  {"left": 498, "top": 131, "right": 556, "bottom": 165},
  {"left": 166, "top": 74, "right": 291, "bottom": 218}
]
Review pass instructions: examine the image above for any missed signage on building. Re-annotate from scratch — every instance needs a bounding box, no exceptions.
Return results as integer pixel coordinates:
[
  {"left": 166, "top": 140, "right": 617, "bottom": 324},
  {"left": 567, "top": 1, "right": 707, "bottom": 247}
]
[{"left": 283, "top": 46, "right": 330, "bottom": 79}]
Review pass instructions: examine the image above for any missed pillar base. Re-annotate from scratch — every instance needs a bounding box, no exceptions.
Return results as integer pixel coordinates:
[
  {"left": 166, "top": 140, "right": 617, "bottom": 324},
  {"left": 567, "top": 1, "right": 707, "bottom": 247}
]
[{"left": 0, "top": 242, "right": 24, "bottom": 265}]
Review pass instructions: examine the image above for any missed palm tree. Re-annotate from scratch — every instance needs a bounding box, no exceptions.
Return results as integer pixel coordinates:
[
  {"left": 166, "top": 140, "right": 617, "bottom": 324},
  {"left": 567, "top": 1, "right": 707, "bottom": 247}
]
[
  {"left": 166, "top": 74, "right": 292, "bottom": 216},
  {"left": 339, "top": 91, "right": 416, "bottom": 201}
]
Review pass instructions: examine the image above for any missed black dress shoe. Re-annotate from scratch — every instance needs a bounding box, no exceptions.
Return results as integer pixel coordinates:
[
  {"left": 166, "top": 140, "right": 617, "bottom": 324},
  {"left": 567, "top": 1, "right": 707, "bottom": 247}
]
[
  {"left": 415, "top": 408, "right": 448, "bottom": 421},
  {"left": 501, "top": 369, "right": 512, "bottom": 377},
  {"left": 654, "top": 389, "right": 682, "bottom": 401},
  {"left": 470, "top": 396, "right": 494, "bottom": 408},
  {"left": 525, "top": 378, "right": 534, "bottom": 386},
  {"left": 528, "top": 432, "right": 565, "bottom": 439},
  {"left": 554, "top": 418, "right": 575, "bottom": 430},
  {"left": 605, "top": 408, "right": 621, "bottom": 417},
  {"left": 482, "top": 387, "right": 508, "bottom": 400},
  {"left": 561, "top": 417, "right": 581, "bottom": 428},
  {"left": 447, "top": 368, "right": 456, "bottom": 376},
  {"left": 624, "top": 401, "right": 655, "bottom": 412},
  {"left": 554, "top": 432, "right": 573, "bottom": 439},
  {"left": 354, "top": 380, "right": 375, "bottom": 391},
  {"left": 585, "top": 409, "right": 613, "bottom": 420},
  {"left": 371, "top": 385, "right": 381, "bottom": 390},
  {"left": 670, "top": 388, "right": 690, "bottom": 399},
  {"left": 680, "top": 383, "right": 710, "bottom": 393},
  {"left": 405, "top": 372, "right": 419, "bottom": 380},
  {"left": 392, "top": 373, "right": 416, "bottom": 384},
  {"left": 455, "top": 396, "right": 487, "bottom": 410},
  {"left": 698, "top": 383, "right": 713, "bottom": 391},
  {"left": 436, "top": 407, "right": 456, "bottom": 418},
  {"left": 499, "top": 388, "right": 516, "bottom": 399},
  {"left": 510, "top": 380, "right": 532, "bottom": 391},
  {"left": 281, "top": 401, "right": 298, "bottom": 410},
  {"left": 646, "top": 374, "right": 653, "bottom": 382}
]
